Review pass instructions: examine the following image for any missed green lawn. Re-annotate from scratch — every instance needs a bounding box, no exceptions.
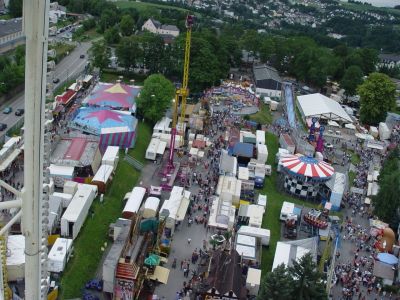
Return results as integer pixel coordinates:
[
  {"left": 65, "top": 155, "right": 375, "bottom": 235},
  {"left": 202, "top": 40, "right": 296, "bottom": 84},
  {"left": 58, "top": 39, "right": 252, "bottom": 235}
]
[
  {"left": 348, "top": 170, "right": 356, "bottom": 187},
  {"left": 249, "top": 102, "right": 272, "bottom": 125},
  {"left": 350, "top": 151, "right": 361, "bottom": 165},
  {"left": 100, "top": 71, "right": 146, "bottom": 86},
  {"left": 128, "top": 122, "right": 152, "bottom": 164},
  {"left": 0, "top": 14, "right": 12, "bottom": 20},
  {"left": 60, "top": 122, "right": 151, "bottom": 298},
  {"left": 260, "top": 132, "right": 320, "bottom": 274}
]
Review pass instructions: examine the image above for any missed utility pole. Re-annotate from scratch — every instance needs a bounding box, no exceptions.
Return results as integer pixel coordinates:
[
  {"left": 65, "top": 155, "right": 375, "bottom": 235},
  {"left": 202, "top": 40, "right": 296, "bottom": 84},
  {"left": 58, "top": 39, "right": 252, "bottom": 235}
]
[{"left": 23, "top": 0, "right": 50, "bottom": 298}]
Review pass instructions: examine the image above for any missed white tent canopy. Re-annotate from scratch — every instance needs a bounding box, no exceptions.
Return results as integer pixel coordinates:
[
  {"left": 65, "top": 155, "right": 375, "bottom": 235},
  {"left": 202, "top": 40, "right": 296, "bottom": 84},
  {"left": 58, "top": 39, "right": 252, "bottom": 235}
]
[{"left": 297, "top": 93, "right": 353, "bottom": 123}]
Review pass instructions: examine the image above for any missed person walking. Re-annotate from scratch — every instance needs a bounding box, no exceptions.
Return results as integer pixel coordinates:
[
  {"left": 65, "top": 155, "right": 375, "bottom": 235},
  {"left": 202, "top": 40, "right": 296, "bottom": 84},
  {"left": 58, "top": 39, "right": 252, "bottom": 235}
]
[{"left": 187, "top": 238, "right": 191, "bottom": 244}]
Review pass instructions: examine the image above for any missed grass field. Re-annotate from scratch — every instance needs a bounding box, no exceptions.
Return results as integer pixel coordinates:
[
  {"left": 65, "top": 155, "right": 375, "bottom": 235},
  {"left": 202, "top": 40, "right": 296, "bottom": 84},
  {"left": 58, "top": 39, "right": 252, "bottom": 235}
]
[
  {"left": 350, "top": 151, "right": 361, "bottom": 165},
  {"left": 249, "top": 102, "right": 272, "bottom": 125},
  {"left": 260, "top": 132, "right": 320, "bottom": 274},
  {"left": 60, "top": 122, "right": 152, "bottom": 298},
  {"left": 116, "top": 0, "right": 190, "bottom": 13},
  {"left": 49, "top": 42, "right": 76, "bottom": 64}
]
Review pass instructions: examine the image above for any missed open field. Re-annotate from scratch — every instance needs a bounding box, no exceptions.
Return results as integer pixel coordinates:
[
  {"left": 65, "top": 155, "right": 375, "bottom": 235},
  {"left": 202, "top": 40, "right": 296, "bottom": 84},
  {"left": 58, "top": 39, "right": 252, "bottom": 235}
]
[{"left": 60, "top": 122, "right": 151, "bottom": 298}]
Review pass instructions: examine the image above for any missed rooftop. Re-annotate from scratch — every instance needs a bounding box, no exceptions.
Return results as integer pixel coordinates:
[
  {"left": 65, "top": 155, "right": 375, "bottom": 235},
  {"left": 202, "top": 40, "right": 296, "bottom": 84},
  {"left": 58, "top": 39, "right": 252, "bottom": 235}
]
[
  {"left": 0, "top": 18, "right": 23, "bottom": 38},
  {"left": 253, "top": 64, "right": 281, "bottom": 83}
]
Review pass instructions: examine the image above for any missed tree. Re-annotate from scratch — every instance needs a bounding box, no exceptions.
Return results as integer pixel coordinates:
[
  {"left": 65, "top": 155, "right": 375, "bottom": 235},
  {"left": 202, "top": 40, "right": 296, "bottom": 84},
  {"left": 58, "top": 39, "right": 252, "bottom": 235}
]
[
  {"left": 116, "top": 36, "right": 142, "bottom": 72},
  {"left": 8, "top": 0, "right": 23, "bottom": 18},
  {"left": 138, "top": 32, "right": 165, "bottom": 73},
  {"left": 89, "top": 41, "right": 110, "bottom": 71},
  {"left": 373, "top": 147, "right": 400, "bottom": 229},
  {"left": 288, "top": 253, "right": 327, "bottom": 300},
  {"left": 104, "top": 26, "right": 120, "bottom": 45},
  {"left": 257, "top": 264, "right": 294, "bottom": 300},
  {"left": 98, "top": 8, "right": 119, "bottom": 33},
  {"left": 340, "top": 65, "right": 363, "bottom": 97},
  {"left": 120, "top": 15, "right": 135, "bottom": 36},
  {"left": 136, "top": 74, "right": 175, "bottom": 123},
  {"left": 358, "top": 72, "right": 396, "bottom": 125}
]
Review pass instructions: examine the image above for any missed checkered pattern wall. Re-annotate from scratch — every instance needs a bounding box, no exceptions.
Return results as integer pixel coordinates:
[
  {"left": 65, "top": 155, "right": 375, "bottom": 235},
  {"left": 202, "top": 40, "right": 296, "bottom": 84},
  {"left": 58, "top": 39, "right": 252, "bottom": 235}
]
[{"left": 283, "top": 176, "right": 319, "bottom": 199}]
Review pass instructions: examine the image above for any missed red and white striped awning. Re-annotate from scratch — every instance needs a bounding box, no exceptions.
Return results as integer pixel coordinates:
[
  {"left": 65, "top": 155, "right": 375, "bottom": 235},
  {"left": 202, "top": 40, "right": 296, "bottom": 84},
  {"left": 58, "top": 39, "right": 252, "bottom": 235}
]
[{"left": 280, "top": 154, "right": 334, "bottom": 180}]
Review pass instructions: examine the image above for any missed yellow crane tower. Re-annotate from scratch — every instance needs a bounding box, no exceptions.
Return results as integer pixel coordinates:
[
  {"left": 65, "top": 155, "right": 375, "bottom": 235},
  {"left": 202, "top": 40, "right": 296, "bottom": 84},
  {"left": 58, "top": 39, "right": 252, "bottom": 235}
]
[{"left": 168, "top": 15, "right": 194, "bottom": 167}]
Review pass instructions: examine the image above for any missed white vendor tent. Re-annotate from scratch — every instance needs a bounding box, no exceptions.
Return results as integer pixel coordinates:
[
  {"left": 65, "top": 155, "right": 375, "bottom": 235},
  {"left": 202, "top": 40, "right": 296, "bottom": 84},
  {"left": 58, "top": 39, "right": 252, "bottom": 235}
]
[
  {"left": 256, "top": 130, "right": 265, "bottom": 145},
  {"left": 159, "top": 186, "right": 191, "bottom": 233},
  {"left": 61, "top": 184, "right": 98, "bottom": 239},
  {"left": 47, "top": 238, "right": 73, "bottom": 273},
  {"left": 257, "top": 194, "right": 267, "bottom": 210},
  {"left": 6, "top": 235, "right": 25, "bottom": 281},
  {"left": 122, "top": 186, "right": 146, "bottom": 219},
  {"left": 238, "top": 226, "right": 270, "bottom": 246},
  {"left": 208, "top": 196, "right": 236, "bottom": 230},
  {"left": 101, "top": 146, "right": 119, "bottom": 168},
  {"left": 216, "top": 175, "right": 242, "bottom": 206},
  {"left": 297, "top": 93, "right": 353, "bottom": 123},
  {"left": 272, "top": 237, "right": 318, "bottom": 270},
  {"left": 367, "top": 182, "right": 379, "bottom": 197},
  {"left": 238, "top": 204, "right": 264, "bottom": 228},
  {"left": 143, "top": 197, "right": 160, "bottom": 219}
]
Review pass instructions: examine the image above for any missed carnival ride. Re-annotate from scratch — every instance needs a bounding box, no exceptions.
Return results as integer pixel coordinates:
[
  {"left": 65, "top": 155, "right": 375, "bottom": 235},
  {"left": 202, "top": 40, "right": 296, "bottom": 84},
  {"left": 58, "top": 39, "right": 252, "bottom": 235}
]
[{"left": 160, "top": 15, "right": 194, "bottom": 190}]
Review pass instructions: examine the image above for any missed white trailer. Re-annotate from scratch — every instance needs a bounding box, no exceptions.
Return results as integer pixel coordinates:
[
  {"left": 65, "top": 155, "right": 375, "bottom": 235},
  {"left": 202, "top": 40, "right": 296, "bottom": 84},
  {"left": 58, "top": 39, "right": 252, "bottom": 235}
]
[
  {"left": 122, "top": 186, "right": 146, "bottom": 218},
  {"left": 48, "top": 196, "right": 62, "bottom": 234},
  {"left": 143, "top": 197, "right": 160, "bottom": 219},
  {"left": 61, "top": 184, "right": 98, "bottom": 239},
  {"left": 280, "top": 201, "right": 295, "bottom": 221},
  {"left": 238, "top": 226, "right": 270, "bottom": 246},
  {"left": 47, "top": 238, "right": 73, "bottom": 273},
  {"left": 49, "top": 164, "right": 74, "bottom": 188},
  {"left": 102, "top": 146, "right": 120, "bottom": 168},
  {"left": 63, "top": 180, "right": 78, "bottom": 195},
  {"left": 145, "top": 138, "right": 167, "bottom": 161},
  {"left": 256, "top": 130, "right": 265, "bottom": 145},
  {"left": 257, "top": 144, "right": 268, "bottom": 164}
]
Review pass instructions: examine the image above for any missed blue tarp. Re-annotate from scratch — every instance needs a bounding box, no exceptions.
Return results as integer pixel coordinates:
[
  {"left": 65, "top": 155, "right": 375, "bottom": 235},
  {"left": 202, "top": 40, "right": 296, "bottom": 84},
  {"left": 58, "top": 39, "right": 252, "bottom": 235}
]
[{"left": 232, "top": 142, "right": 253, "bottom": 158}]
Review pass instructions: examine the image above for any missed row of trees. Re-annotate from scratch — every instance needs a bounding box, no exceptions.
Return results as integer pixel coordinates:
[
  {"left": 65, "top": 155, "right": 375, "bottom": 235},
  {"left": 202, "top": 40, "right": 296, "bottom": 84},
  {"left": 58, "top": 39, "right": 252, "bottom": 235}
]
[
  {"left": 91, "top": 27, "right": 241, "bottom": 93},
  {"left": 0, "top": 46, "right": 25, "bottom": 95},
  {"left": 373, "top": 147, "right": 400, "bottom": 230},
  {"left": 257, "top": 253, "right": 327, "bottom": 300},
  {"left": 240, "top": 31, "right": 378, "bottom": 92}
]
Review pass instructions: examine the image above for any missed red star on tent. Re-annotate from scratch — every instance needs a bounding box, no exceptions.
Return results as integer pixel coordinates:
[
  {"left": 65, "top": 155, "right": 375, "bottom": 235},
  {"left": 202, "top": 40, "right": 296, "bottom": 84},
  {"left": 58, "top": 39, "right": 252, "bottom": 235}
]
[{"left": 86, "top": 110, "right": 123, "bottom": 124}]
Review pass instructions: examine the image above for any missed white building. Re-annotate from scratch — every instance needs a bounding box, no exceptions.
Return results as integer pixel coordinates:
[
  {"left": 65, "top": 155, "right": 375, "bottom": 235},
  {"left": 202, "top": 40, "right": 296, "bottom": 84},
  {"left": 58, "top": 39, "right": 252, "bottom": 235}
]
[
  {"left": 49, "top": 2, "right": 67, "bottom": 24},
  {"left": 141, "top": 18, "right": 180, "bottom": 37}
]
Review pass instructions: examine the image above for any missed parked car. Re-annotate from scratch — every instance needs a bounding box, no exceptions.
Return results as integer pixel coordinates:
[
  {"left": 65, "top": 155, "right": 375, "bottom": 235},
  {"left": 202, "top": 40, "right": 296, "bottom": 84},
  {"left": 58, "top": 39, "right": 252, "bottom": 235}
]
[
  {"left": 85, "top": 279, "right": 103, "bottom": 291},
  {"left": 53, "top": 78, "right": 60, "bottom": 84},
  {"left": 80, "top": 54, "right": 85, "bottom": 59},
  {"left": 3, "top": 107, "right": 12, "bottom": 114},
  {"left": 0, "top": 123, "right": 7, "bottom": 131},
  {"left": 15, "top": 108, "right": 24, "bottom": 116}
]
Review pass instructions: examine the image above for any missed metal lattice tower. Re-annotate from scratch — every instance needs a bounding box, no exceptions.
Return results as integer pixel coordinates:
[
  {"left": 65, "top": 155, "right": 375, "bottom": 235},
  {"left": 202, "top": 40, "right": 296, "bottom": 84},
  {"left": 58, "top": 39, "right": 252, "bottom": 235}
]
[{"left": 0, "top": 0, "right": 51, "bottom": 299}]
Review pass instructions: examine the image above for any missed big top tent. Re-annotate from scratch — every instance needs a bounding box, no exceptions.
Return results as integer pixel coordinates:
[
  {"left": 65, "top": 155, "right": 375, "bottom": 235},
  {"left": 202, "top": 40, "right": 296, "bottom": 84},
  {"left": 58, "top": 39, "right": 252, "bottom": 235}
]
[
  {"left": 82, "top": 82, "right": 141, "bottom": 112},
  {"left": 70, "top": 107, "right": 137, "bottom": 136},
  {"left": 279, "top": 154, "right": 334, "bottom": 182}
]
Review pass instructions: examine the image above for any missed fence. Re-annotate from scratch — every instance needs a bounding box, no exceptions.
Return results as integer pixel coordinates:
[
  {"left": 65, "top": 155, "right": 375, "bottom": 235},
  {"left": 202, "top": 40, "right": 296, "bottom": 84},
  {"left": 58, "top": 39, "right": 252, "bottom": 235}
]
[{"left": 124, "top": 154, "right": 144, "bottom": 171}]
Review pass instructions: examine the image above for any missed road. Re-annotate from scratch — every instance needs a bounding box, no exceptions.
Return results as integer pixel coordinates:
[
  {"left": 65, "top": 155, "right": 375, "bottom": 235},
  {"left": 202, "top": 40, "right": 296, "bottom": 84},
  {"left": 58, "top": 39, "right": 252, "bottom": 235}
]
[{"left": 0, "top": 42, "right": 91, "bottom": 141}]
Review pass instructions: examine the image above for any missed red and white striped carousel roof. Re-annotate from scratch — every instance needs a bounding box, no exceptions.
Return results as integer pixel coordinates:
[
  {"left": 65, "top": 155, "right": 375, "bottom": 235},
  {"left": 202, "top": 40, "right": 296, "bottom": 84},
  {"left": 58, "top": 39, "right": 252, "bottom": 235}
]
[{"left": 280, "top": 154, "right": 334, "bottom": 179}]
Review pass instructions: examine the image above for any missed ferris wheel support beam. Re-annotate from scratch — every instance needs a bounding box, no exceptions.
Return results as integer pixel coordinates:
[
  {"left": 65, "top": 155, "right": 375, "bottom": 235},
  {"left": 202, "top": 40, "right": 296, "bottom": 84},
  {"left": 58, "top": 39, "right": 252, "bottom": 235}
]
[
  {"left": 22, "top": 0, "right": 50, "bottom": 298},
  {"left": 0, "top": 210, "right": 22, "bottom": 236}
]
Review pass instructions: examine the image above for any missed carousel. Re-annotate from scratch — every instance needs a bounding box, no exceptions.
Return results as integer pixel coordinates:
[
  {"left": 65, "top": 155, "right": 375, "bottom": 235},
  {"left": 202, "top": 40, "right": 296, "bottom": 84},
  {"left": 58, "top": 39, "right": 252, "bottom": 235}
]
[{"left": 279, "top": 154, "right": 335, "bottom": 199}]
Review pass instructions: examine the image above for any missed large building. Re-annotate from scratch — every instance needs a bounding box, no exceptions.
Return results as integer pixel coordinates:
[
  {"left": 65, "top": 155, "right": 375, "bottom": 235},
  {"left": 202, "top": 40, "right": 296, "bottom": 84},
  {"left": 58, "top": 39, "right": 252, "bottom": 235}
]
[
  {"left": 0, "top": 18, "right": 24, "bottom": 54},
  {"left": 141, "top": 18, "right": 180, "bottom": 37},
  {"left": 297, "top": 93, "right": 353, "bottom": 124},
  {"left": 253, "top": 64, "right": 282, "bottom": 98}
]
